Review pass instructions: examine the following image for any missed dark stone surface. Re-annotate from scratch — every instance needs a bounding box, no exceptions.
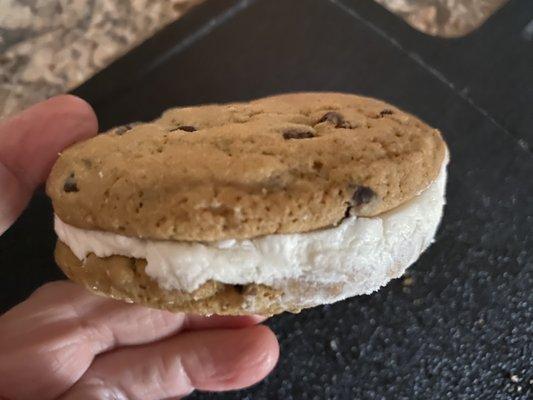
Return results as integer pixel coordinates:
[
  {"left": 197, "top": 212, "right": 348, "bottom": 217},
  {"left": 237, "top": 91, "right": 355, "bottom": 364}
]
[
  {"left": 336, "top": 0, "right": 533, "bottom": 149},
  {"left": 1, "top": 0, "right": 531, "bottom": 399}
]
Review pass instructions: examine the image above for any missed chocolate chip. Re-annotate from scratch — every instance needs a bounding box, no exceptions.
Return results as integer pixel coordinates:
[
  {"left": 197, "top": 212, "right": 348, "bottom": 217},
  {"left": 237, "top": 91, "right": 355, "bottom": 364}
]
[
  {"left": 63, "top": 173, "right": 79, "bottom": 193},
  {"left": 379, "top": 109, "right": 394, "bottom": 117},
  {"left": 282, "top": 129, "right": 315, "bottom": 140},
  {"left": 312, "top": 160, "right": 323, "bottom": 170},
  {"left": 318, "top": 111, "right": 348, "bottom": 128},
  {"left": 344, "top": 206, "right": 352, "bottom": 219},
  {"left": 115, "top": 125, "right": 132, "bottom": 135},
  {"left": 234, "top": 284, "right": 245, "bottom": 294},
  {"left": 170, "top": 125, "right": 197, "bottom": 132},
  {"left": 352, "top": 186, "right": 375, "bottom": 206}
]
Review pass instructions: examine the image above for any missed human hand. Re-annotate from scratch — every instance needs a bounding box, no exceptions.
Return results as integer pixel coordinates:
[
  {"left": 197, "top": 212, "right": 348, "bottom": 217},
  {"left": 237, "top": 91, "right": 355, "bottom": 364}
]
[{"left": 0, "top": 96, "right": 279, "bottom": 400}]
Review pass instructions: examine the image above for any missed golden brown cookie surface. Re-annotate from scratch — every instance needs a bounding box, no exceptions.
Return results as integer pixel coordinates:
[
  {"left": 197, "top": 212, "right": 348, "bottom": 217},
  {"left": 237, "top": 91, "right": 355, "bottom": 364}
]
[{"left": 47, "top": 92, "right": 446, "bottom": 241}]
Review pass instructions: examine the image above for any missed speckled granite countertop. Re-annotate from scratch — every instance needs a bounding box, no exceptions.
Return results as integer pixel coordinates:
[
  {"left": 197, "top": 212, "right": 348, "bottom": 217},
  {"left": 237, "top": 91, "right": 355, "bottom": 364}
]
[
  {"left": 0, "top": 0, "right": 507, "bottom": 118},
  {"left": 0, "top": 0, "right": 203, "bottom": 118}
]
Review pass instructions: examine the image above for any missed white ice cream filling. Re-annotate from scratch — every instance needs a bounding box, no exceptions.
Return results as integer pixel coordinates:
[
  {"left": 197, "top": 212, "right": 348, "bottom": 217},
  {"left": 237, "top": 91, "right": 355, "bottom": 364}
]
[{"left": 55, "top": 159, "right": 447, "bottom": 307}]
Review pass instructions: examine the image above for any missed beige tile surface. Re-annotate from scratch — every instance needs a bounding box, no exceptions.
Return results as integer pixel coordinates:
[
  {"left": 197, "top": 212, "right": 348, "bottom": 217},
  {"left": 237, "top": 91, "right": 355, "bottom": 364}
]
[
  {"left": 376, "top": 0, "right": 508, "bottom": 38},
  {"left": 0, "top": 0, "right": 203, "bottom": 118}
]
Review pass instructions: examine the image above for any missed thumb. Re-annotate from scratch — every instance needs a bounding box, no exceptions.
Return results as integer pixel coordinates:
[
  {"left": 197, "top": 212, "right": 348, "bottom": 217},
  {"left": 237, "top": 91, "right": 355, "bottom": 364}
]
[{"left": 0, "top": 95, "right": 97, "bottom": 235}]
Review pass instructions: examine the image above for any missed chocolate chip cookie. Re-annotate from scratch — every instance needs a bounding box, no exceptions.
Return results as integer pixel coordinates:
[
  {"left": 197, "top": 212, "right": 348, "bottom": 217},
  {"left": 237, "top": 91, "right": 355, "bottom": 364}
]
[{"left": 47, "top": 92, "right": 448, "bottom": 315}]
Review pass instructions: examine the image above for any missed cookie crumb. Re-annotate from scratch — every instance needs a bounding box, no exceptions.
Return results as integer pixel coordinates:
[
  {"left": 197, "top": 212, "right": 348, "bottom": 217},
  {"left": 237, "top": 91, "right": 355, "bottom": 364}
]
[{"left": 402, "top": 276, "right": 414, "bottom": 286}]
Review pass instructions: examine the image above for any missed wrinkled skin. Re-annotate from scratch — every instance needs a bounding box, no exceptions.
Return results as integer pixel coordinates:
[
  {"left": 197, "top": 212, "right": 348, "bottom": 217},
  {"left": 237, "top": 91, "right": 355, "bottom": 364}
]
[{"left": 0, "top": 96, "right": 279, "bottom": 400}]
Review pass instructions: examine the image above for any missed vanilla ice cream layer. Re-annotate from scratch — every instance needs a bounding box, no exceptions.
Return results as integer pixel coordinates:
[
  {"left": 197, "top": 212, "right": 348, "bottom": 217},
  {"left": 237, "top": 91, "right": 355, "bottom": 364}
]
[{"left": 55, "top": 159, "right": 447, "bottom": 308}]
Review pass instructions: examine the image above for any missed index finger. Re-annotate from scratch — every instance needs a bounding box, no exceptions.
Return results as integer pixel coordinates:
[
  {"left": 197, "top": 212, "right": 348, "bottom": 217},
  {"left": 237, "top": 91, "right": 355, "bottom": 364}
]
[{"left": 0, "top": 95, "right": 97, "bottom": 234}]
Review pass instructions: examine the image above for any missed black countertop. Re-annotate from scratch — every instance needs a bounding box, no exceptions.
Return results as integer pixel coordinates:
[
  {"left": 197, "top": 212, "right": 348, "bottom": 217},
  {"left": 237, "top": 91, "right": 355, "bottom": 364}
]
[{"left": 2, "top": 0, "right": 532, "bottom": 398}]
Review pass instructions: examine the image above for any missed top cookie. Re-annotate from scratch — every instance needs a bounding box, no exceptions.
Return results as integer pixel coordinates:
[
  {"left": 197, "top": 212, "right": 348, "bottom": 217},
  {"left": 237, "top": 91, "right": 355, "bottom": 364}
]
[{"left": 47, "top": 92, "right": 446, "bottom": 241}]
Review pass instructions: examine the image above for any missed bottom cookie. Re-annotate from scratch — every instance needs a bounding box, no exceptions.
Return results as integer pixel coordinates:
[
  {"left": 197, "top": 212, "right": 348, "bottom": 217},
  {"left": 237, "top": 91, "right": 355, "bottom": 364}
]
[{"left": 55, "top": 241, "right": 292, "bottom": 316}]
